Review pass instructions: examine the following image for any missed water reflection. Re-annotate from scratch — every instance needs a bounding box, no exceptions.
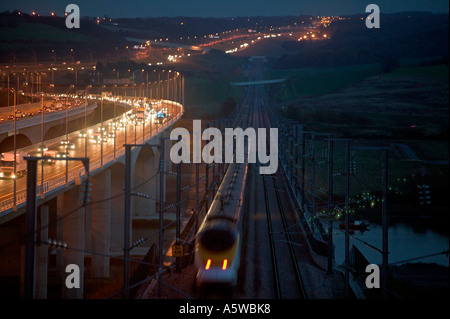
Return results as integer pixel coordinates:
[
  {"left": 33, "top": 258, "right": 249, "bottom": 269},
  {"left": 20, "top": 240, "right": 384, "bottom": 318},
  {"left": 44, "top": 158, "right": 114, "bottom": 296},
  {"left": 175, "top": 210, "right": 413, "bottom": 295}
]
[{"left": 332, "top": 220, "right": 449, "bottom": 266}]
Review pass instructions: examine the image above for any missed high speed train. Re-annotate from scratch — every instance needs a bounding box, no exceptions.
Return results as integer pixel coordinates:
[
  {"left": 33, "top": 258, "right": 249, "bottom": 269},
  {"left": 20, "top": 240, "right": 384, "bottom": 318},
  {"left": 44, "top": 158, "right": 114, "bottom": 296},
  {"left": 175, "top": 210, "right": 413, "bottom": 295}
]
[{"left": 194, "top": 140, "right": 249, "bottom": 288}]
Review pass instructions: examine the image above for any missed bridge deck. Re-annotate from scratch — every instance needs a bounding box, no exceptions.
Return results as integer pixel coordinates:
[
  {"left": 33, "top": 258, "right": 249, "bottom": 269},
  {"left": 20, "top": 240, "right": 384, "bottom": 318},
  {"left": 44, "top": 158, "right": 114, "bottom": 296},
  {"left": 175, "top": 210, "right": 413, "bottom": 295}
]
[{"left": 0, "top": 97, "right": 183, "bottom": 223}]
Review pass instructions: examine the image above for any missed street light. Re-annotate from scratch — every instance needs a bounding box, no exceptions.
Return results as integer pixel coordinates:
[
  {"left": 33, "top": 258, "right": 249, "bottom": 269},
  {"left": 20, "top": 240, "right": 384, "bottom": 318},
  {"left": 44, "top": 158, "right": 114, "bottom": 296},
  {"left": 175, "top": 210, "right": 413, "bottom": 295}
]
[
  {"left": 84, "top": 85, "right": 92, "bottom": 158},
  {"left": 12, "top": 87, "right": 17, "bottom": 209},
  {"left": 65, "top": 84, "right": 75, "bottom": 185},
  {"left": 40, "top": 92, "right": 45, "bottom": 197}
]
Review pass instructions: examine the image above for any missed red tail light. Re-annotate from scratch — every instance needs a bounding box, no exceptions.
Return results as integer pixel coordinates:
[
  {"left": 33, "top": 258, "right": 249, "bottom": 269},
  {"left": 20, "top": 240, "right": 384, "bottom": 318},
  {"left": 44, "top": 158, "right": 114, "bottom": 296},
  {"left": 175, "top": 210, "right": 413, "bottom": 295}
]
[{"left": 222, "top": 259, "right": 228, "bottom": 270}]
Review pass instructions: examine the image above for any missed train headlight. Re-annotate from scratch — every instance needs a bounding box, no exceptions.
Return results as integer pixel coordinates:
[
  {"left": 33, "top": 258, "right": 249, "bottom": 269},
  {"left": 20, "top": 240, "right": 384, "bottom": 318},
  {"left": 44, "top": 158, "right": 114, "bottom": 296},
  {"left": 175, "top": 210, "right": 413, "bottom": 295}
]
[
  {"left": 205, "top": 259, "right": 211, "bottom": 270},
  {"left": 222, "top": 259, "right": 228, "bottom": 270}
]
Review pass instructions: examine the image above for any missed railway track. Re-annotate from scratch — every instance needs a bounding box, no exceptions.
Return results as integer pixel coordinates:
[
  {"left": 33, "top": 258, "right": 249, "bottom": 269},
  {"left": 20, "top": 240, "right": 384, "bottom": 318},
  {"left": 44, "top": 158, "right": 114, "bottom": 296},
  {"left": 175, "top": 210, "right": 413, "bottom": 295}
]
[
  {"left": 256, "top": 80, "right": 306, "bottom": 299},
  {"left": 195, "top": 57, "right": 307, "bottom": 299},
  {"left": 262, "top": 172, "right": 306, "bottom": 299},
  {"left": 239, "top": 58, "right": 306, "bottom": 299}
]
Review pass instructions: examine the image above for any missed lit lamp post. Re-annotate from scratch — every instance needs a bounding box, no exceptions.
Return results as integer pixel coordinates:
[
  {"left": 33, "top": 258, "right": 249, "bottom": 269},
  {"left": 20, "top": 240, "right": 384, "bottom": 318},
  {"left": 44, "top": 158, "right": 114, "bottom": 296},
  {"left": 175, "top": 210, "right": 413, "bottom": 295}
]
[
  {"left": 7, "top": 71, "right": 10, "bottom": 107},
  {"left": 30, "top": 72, "right": 33, "bottom": 104},
  {"left": 51, "top": 70, "right": 54, "bottom": 95},
  {"left": 149, "top": 81, "right": 152, "bottom": 138},
  {"left": 114, "top": 84, "right": 117, "bottom": 159},
  {"left": 65, "top": 84, "right": 75, "bottom": 185},
  {"left": 101, "top": 85, "right": 105, "bottom": 167},
  {"left": 133, "top": 84, "right": 137, "bottom": 144},
  {"left": 40, "top": 93, "right": 45, "bottom": 197},
  {"left": 85, "top": 85, "right": 92, "bottom": 159},
  {"left": 168, "top": 70, "right": 172, "bottom": 130},
  {"left": 124, "top": 84, "right": 128, "bottom": 145},
  {"left": 142, "top": 83, "right": 145, "bottom": 142},
  {"left": 12, "top": 88, "right": 17, "bottom": 209}
]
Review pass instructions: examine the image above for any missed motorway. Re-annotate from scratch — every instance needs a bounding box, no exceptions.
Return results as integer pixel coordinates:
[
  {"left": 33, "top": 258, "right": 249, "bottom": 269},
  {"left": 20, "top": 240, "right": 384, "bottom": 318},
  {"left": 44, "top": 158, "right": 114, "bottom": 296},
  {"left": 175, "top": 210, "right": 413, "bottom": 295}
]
[
  {"left": 0, "top": 94, "right": 83, "bottom": 121},
  {"left": 0, "top": 95, "right": 183, "bottom": 217}
]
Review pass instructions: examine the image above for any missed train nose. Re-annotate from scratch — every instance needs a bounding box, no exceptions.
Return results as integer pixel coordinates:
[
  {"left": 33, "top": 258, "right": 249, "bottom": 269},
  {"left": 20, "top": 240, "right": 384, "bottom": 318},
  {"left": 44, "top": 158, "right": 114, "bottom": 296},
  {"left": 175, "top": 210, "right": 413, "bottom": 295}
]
[{"left": 198, "top": 227, "right": 237, "bottom": 252}]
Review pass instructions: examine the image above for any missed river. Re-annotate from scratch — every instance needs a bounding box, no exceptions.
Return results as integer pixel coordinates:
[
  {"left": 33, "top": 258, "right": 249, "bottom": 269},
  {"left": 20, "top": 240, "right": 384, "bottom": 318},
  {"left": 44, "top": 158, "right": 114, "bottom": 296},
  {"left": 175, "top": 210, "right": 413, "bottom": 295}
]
[{"left": 331, "top": 218, "right": 449, "bottom": 267}]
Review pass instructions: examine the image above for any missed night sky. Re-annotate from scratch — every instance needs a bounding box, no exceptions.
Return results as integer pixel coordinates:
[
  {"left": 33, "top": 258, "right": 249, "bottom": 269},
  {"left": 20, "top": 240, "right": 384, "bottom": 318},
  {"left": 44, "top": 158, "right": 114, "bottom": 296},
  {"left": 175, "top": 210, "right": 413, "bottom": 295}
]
[{"left": 0, "top": 0, "right": 448, "bottom": 18}]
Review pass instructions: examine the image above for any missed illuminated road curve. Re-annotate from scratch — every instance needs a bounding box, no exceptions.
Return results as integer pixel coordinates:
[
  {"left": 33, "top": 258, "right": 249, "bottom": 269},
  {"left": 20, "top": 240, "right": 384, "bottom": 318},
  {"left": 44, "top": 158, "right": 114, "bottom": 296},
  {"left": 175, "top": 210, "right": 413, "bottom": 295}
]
[{"left": 0, "top": 96, "right": 183, "bottom": 222}]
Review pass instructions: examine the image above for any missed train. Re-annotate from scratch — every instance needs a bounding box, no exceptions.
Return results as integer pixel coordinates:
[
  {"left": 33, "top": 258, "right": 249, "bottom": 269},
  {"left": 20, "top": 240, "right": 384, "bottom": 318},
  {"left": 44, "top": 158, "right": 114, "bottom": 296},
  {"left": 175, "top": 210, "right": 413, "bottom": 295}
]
[{"left": 194, "top": 150, "right": 249, "bottom": 288}]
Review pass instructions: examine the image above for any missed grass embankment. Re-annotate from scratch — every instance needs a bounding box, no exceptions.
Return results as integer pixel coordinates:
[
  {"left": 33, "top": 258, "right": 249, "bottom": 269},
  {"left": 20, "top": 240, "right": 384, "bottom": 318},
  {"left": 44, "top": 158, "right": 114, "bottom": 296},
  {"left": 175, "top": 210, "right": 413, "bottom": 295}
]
[
  {"left": 273, "top": 63, "right": 448, "bottom": 140},
  {"left": 0, "top": 22, "right": 93, "bottom": 43},
  {"left": 183, "top": 77, "right": 243, "bottom": 119},
  {"left": 267, "top": 63, "right": 382, "bottom": 100},
  {"left": 272, "top": 62, "right": 448, "bottom": 217},
  {"left": 386, "top": 64, "right": 449, "bottom": 80}
]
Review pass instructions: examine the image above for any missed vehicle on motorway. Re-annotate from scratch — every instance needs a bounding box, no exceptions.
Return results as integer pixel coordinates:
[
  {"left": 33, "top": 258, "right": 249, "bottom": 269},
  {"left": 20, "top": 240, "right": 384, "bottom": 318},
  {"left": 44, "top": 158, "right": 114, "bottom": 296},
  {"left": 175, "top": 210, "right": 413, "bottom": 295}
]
[
  {"left": 78, "top": 130, "right": 87, "bottom": 138},
  {"left": 91, "top": 136, "right": 107, "bottom": 144},
  {"left": 0, "top": 152, "right": 27, "bottom": 179},
  {"left": 60, "top": 140, "right": 75, "bottom": 150},
  {"left": 109, "top": 120, "right": 123, "bottom": 131},
  {"left": 136, "top": 107, "right": 145, "bottom": 121},
  {"left": 154, "top": 112, "right": 167, "bottom": 124},
  {"left": 27, "top": 150, "right": 57, "bottom": 165},
  {"left": 56, "top": 151, "right": 69, "bottom": 158},
  {"left": 90, "top": 132, "right": 107, "bottom": 144},
  {"left": 37, "top": 144, "right": 48, "bottom": 152},
  {"left": 91, "top": 127, "right": 106, "bottom": 136}
]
